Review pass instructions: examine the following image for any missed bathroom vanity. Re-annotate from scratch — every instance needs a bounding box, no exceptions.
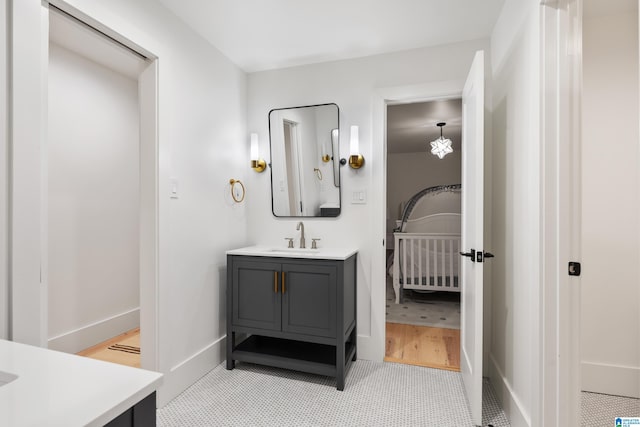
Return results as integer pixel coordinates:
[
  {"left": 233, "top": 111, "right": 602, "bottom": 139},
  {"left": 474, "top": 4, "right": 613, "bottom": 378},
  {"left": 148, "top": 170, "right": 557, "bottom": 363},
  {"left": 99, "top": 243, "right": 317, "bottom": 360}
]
[{"left": 226, "top": 246, "right": 357, "bottom": 390}]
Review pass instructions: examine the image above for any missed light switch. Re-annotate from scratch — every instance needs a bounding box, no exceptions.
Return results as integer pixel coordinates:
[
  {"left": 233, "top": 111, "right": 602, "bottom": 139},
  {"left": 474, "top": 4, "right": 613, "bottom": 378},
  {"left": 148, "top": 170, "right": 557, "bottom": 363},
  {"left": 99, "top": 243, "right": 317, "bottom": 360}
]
[
  {"left": 352, "top": 190, "right": 366, "bottom": 204},
  {"left": 170, "top": 177, "right": 179, "bottom": 199}
]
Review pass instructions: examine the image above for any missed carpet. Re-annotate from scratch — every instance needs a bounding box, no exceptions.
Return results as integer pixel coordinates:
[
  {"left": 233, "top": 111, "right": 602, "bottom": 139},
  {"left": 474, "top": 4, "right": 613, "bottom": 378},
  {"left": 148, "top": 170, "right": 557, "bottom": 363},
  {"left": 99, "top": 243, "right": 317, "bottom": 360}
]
[
  {"left": 386, "top": 278, "right": 460, "bottom": 329},
  {"left": 157, "top": 360, "right": 510, "bottom": 427}
]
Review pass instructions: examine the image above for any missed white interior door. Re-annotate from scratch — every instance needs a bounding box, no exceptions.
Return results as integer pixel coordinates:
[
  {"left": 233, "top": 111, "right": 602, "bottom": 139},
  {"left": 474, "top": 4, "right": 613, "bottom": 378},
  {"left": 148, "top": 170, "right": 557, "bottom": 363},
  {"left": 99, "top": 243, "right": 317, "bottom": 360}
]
[{"left": 460, "top": 50, "right": 485, "bottom": 426}]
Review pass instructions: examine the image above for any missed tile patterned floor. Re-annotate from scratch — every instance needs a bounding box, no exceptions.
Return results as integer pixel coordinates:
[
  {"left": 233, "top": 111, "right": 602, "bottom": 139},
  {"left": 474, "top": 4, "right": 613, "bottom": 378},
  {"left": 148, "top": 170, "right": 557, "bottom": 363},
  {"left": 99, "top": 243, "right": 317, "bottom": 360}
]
[
  {"left": 581, "top": 391, "right": 640, "bottom": 427},
  {"left": 158, "top": 360, "right": 510, "bottom": 427},
  {"left": 386, "top": 278, "right": 460, "bottom": 329}
]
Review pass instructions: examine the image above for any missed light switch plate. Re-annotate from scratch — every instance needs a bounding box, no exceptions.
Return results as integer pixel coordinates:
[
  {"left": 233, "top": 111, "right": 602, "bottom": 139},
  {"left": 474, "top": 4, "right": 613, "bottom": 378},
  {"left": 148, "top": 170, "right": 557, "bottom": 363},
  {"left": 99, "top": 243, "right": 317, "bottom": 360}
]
[
  {"left": 169, "top": 177, "right": 179, "bottom": 199},
  {"left": 351, "top": 190, "right": 366, "bottom": 204}
]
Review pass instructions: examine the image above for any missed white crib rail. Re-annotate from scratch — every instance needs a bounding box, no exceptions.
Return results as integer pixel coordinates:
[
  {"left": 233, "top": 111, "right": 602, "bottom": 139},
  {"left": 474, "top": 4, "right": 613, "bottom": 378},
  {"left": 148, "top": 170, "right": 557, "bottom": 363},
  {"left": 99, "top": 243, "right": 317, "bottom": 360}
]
[{"left": 392, "top": 232, "right": 461, "bottom": 304}]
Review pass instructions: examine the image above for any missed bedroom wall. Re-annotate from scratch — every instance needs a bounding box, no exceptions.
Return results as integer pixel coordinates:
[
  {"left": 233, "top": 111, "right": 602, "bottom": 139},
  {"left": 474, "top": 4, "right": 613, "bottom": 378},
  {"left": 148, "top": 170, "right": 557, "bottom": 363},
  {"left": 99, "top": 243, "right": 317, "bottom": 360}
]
[
  {"left": 489, "top": 0, "right": 542, "bottom": 425},
  {"left": 247, "top": 38, "right": 488, "bottom": 360},
  {"left": 386, "top": 150, "right": 461, "bottom": 229},
  {"left": 11, "top": 0, "right": 248, "bottom": 406},
  {"left": 47, "top": 42, "right": 140, "bottom": 353},
  {"left": 580, "top": 3, "right": 640, "bottom": 398}
]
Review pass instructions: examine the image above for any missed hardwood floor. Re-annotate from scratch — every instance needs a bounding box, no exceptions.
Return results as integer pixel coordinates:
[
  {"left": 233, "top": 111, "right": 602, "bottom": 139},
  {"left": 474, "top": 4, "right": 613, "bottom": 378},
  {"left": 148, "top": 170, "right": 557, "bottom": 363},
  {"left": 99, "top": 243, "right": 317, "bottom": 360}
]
[
  {"left": 77, "top": 328, "right": 141, "bottom": 368},
  {"left": 384, "top": 322, "right": 460, "bottom": 371}
]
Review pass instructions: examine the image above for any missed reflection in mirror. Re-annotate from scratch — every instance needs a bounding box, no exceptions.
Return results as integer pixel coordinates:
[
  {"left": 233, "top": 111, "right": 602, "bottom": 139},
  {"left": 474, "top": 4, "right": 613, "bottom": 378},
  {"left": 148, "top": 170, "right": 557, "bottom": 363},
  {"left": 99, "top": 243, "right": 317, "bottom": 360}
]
[
  {"left": 331, "top": 129, "right": 340, "bottom": 187},
  {"left": 269, "top": 103, "right": 341, "bottom": 217}
]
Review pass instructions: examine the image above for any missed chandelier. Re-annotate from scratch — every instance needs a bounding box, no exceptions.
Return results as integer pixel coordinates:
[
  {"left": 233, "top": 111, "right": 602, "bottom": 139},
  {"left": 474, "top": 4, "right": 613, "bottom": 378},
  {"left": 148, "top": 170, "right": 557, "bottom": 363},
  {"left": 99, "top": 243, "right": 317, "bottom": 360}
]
[{"left": 430, "top": 122, "right": 453, "bottom": 159}]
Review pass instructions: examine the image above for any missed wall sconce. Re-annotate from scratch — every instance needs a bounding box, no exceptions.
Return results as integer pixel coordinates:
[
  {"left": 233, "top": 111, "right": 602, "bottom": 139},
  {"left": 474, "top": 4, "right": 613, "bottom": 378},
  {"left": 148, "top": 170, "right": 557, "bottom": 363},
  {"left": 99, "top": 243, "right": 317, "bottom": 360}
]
[
  {"left": 348, "top": 125, "right": 364, "bottom": 169},
  {"left": 250, "top": 133, "right": 266, "bottom": 173},
  {"left": 321, "top": 143, "right": 331, "bottom": 163}
]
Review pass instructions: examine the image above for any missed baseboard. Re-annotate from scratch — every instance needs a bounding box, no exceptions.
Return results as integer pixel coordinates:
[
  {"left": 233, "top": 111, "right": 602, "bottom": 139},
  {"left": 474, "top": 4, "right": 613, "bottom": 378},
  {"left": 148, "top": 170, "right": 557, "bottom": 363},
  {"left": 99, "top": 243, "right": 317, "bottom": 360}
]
[
  {"left": 356, "top": 333, "right": 384, "bottom": 361},
  {"left": 582, "top": 361, "right": 640, "bottom": 398},
  {"left": 48, "top": 308, "right": 140, "bottom": 353},
  {"left": 489, "top": 353, "right": 531, "bottom": 427},
  {"left": 156, "top": 335, "right": 226, "bottom": 407}
]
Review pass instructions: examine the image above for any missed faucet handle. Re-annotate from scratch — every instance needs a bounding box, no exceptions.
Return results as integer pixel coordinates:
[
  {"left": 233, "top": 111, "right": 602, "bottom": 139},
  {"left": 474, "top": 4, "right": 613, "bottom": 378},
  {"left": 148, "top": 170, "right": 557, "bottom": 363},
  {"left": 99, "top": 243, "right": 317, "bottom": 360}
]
[
  {"left": 285, "top": 238, "right": 294, "bottom": 248},
  {"left": 311, "top": 238, "right": 321, "bottom": 249}
]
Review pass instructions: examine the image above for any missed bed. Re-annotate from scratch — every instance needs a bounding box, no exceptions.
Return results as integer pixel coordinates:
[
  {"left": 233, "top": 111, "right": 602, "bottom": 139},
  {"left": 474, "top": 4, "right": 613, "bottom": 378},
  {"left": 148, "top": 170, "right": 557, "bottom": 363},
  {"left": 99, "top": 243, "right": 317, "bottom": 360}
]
[{"left": 391, "top": 185, "right": 461, "bottom": 304}]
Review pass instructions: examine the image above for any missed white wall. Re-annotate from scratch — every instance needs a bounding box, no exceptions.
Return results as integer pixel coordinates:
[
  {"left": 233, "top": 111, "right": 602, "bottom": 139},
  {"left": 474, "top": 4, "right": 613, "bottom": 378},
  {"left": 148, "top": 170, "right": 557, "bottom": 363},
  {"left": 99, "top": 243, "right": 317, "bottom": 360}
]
[
  {"left": 386, "top": 150, "right": 461, "bottom": 228},
  {"left": 247, "top": 39, "right": 488, "bottom": 360},
  {"left": 581, "top": 7, "right": 640, "bottom": 398},
  {"left": 12, "top": 0, "right": 247, "bottom": 406},
  {"left": 489, "top": 0, "right": 541, "bottom": 425},
  {"left": 47, "top": 42, "right": 140, "bottom": 353}
]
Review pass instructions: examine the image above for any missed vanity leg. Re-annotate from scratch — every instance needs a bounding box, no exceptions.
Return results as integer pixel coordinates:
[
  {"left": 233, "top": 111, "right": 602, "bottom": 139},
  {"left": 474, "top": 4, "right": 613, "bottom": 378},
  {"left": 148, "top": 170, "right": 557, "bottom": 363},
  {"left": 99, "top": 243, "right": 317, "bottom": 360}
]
[
  {"left": 351, "top": 328, "right": 357, "bottom": 361},
  {"left": 226, "top": 331, "right": 235, "bottom": 370},
  {"left": 336, "top": 337, "right": 345, "bottom": 391}
]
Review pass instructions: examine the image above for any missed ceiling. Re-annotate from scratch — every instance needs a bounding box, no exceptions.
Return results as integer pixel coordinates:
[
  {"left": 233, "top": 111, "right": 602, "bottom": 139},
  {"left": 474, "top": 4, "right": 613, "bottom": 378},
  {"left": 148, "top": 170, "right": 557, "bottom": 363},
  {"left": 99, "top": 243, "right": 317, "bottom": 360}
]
[
  {"left": 156, "top": 0, "right": 506, "bottom": 72},
  {"left": 387, "top": 99, "right": 462, "bottom": 154}
]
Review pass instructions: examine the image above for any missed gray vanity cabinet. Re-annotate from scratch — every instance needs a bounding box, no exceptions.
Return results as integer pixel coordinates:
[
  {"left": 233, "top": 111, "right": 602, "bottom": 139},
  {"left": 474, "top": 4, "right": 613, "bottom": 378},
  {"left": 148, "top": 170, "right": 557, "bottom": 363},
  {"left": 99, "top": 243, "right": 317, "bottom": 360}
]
[
  {"left": 232, "top": 259, "right": 282, "bottom": 331},
  {"left": 281, "top": 263, "right": 337, "bottom": 338},
  {"left": 226, "top": 254, "right": 356, "bottom": 390}
]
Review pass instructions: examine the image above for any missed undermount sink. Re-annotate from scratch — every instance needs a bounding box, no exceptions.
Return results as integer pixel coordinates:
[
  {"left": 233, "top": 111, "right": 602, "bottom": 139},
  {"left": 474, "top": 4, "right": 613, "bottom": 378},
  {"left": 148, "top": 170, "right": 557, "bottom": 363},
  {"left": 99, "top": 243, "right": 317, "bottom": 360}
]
[{"left": 0, "top": 370, "right": 18, "bottom": 387}]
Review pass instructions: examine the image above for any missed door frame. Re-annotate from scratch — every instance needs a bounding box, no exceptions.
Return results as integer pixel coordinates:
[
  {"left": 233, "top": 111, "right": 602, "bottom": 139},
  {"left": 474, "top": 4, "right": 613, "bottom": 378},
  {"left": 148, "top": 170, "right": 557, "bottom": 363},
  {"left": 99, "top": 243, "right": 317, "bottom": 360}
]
[
  {"left": 539, "top": 0, "right": 582, "bottom": 425},
  {"left": 10, "top": 0, "right": 160, "bottom": 371},
  {"left": 0, "top": 0, "right": 8, "bottom": 341},
  {"left": 371, "top": 77, "right": 492, "bottom": 367}
]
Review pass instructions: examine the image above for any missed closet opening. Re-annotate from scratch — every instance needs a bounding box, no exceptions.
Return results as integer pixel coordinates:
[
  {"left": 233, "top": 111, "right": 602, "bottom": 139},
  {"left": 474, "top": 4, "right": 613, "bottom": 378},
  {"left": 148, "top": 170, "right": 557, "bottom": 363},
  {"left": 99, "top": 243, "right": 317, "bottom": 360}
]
[
  {"left": 45, "top": 4, "right": 157, "bottom": 370},
  {"left": 384, "top": 98, "right": 462, "bottom": 371}
]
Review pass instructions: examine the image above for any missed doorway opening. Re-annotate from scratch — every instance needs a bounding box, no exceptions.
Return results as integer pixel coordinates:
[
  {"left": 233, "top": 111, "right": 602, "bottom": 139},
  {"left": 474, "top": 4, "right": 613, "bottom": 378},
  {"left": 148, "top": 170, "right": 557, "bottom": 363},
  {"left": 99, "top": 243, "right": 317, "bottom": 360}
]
[
  {"left": 45, "top": 5, "right": 158, "bottom": 370},
  {"left": 383, "top": 98, "right": 462, "bottom": 371},
  {"left": 578, "top": 0, "right": 640, "bottom": 422}
]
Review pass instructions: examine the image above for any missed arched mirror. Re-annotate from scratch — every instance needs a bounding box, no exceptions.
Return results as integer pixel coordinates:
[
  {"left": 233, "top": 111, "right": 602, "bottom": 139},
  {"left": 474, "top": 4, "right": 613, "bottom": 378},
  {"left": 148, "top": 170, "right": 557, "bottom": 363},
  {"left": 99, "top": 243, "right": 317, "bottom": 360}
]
[{"left": 269, "top": 103, "right": 341, "bottom": 217}]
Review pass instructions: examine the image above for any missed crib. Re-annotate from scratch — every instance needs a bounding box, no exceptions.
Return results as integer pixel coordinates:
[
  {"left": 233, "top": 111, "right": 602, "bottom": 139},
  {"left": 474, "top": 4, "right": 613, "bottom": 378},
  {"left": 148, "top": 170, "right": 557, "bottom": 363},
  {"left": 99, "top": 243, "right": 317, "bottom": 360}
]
[{"left": 390, "top": 185, "right": 462, "bottom": 304}]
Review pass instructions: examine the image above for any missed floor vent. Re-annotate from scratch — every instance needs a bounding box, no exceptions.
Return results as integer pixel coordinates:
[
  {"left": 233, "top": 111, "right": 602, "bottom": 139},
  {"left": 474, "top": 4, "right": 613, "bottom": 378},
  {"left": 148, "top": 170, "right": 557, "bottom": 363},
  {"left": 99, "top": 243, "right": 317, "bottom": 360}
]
[{"left": 108, "top": 344, "right": 140, "bottom": 354}]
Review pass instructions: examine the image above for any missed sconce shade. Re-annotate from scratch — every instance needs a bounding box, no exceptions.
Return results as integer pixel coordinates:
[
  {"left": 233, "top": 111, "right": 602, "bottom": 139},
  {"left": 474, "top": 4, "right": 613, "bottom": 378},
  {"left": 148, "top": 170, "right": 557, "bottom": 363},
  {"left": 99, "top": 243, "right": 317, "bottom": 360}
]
[
  {"left": 250, "top": 133, "right": 266, "bottom": 172},
  {"left": 349, "top": 125, "right": 359, "bottom": 156},
  {"left": 348, "top": 125, "right": 364, "bottom": 169},
  {"left": 250, "top": 133, "right": 259, "bottom": 160}
]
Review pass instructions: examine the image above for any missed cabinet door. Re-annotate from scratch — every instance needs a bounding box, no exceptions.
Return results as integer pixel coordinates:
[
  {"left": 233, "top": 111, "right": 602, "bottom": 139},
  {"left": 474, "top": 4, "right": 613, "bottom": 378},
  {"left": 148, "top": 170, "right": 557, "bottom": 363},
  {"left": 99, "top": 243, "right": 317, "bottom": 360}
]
[
  {"left": 232, "top": 259, "right": 282, "bottom": 331},
  {"left": 281, "top": 263, "right": 337, "bottom": 338}
]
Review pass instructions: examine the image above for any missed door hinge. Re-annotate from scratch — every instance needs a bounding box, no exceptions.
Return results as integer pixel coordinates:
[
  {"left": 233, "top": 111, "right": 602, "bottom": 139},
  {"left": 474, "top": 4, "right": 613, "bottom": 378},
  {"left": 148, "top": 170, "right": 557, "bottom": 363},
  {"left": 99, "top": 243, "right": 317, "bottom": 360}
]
[{"left": 568, "top": 261, "right": 581, "bottom": 276}]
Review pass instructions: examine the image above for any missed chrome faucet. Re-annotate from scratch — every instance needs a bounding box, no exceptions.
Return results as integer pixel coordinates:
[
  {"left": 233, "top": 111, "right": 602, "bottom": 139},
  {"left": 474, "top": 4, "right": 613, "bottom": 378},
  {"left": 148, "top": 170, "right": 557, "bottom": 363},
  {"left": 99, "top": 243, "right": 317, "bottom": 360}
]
[{"left": 296, "top": 222, "right": 306, "bottom": 248}]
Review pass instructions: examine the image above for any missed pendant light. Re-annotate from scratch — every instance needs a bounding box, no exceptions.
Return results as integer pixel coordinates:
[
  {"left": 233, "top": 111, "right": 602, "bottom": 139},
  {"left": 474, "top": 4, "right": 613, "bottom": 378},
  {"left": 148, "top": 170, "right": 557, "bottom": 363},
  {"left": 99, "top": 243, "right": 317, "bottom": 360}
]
[{"left": 430, "top": 122, "right": 453, "bottom": 160}]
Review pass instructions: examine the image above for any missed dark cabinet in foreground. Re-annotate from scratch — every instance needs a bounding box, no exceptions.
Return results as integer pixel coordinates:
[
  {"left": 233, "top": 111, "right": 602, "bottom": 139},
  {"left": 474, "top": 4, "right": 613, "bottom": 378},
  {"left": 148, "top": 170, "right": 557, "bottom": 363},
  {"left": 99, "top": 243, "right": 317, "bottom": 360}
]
[{"left": 226, "top": 254, "right": 357, "bottom": 390}]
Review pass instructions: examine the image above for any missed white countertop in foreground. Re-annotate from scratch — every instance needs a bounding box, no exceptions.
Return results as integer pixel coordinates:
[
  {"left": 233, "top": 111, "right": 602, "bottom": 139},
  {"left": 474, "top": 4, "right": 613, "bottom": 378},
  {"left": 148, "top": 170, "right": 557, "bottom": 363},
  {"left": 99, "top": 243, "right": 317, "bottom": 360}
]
[
  {"left": 0, "top": 339, "right": 163, "bottom": 427},
  {"left": 227, "top": 245, "right": 358, "bottom": 260}
]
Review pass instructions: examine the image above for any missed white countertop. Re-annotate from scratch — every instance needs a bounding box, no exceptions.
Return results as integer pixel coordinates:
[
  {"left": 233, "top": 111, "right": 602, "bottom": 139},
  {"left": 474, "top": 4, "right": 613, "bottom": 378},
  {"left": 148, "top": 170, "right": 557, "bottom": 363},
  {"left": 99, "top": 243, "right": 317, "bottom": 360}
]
[
  {"left": 0, "top": 339, "right": 163, "bottom": 427},
  {"left": 227, "top": 245, "right": 358, "bottom": 260}
]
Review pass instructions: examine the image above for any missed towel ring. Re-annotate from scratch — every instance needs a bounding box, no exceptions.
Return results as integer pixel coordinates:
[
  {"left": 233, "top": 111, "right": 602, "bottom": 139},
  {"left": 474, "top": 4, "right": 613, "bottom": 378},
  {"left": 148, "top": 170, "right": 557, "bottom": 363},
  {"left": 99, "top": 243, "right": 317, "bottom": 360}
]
[
  {"left": 313, "top": 168, "right": 323, "bottom": 181},
  {"left": 229, "top": 179, "right": 245, "bottom": 203}
]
